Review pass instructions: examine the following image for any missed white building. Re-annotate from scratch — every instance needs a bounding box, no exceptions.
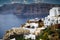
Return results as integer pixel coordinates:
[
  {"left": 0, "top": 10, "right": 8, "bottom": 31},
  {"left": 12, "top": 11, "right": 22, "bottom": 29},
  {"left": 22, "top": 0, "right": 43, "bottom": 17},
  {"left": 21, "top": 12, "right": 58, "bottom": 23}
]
[
  {"left": 44, "top": 7, "right": 60, "bottom": 27},
  {"left": 23, "top": 18, "right": 39, "bottom": 40},
  {"left": 10, "top": 38, "right": 15, "bottom": 40},
  {"left": 24, "top": 34, "right": 36, "bottom": 40},
  {"left": 49, "top": 7, "right": 60, "bottom": 17}
]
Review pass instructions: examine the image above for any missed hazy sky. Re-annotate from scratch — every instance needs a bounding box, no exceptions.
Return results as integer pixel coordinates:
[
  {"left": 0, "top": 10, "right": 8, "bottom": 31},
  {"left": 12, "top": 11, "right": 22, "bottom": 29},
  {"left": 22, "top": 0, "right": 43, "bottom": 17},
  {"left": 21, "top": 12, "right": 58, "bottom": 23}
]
[{"left": 0, "top": 0, "right": 60, "bottom": 6}]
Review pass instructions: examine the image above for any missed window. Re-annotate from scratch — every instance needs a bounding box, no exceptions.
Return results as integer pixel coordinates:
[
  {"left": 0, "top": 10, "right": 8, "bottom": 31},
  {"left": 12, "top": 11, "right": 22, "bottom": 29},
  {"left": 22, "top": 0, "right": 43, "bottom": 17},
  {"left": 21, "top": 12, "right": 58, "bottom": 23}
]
[
  {"left": 31, "top": 26, "right": 35, "bottom": 29},
  {"left": 27, "top": 26, "right": 30, "bottom": 28},
  {"left": 58, "top": 9, "right": 60, "bottom": 12},
  {"left": 58, "top": 9, "right": 60, "bottom": 15},
  {"left": 48, "top": 19, "right": 50, "bottom": 21},
  {"left": 52, "top": 20, "right": 54, "bottom": 22}
]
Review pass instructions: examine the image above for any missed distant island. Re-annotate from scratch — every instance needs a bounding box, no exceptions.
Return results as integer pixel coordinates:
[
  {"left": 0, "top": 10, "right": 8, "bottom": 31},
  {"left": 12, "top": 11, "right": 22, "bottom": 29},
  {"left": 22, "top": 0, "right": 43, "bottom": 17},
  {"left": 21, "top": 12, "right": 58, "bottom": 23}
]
[{"left": 0, "top": 3, "right": 60, "bottom": 18}]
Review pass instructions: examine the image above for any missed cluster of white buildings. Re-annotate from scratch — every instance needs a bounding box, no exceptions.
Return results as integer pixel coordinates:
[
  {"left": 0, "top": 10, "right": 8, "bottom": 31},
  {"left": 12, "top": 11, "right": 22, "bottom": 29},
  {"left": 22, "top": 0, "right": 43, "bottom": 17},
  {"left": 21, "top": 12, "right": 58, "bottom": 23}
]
[
  {"left": 44, "top": 7, "right": 60, "bottom": 27},
  {"left": 24, "top": 7, "right": 60, "bottom": 40},
  {"left": 24, "top": 18, "right": 39, "bottom": 40},
  {"left": 10, "top": 7, "right": 60, "bottom": 40}
]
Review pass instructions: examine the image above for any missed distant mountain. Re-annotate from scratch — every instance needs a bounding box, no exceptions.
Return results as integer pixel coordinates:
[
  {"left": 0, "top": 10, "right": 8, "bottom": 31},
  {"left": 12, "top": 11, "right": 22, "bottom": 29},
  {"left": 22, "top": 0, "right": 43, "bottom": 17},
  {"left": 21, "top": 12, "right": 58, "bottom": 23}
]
[{"left": 0, "top": 3, "right": 60, "bottom": 18}]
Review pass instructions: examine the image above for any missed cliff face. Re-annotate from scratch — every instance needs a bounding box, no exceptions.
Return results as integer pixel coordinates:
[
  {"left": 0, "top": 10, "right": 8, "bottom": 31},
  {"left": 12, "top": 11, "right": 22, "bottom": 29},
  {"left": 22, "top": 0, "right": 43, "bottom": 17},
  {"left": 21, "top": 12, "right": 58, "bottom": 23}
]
[
  {"left": 3, "top": 28, "right": 30, "bottom": 40},
  {"left": 0, "top": 3, "right": 60, "bottom": 18}
]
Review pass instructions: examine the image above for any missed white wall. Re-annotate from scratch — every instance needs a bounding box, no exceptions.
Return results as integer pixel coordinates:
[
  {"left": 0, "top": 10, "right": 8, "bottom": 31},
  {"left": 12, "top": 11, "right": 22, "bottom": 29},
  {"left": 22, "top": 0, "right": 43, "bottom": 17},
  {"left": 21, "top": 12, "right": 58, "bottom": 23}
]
[{"left": 49, "top": 7, "right": 60, "bottom": 17}]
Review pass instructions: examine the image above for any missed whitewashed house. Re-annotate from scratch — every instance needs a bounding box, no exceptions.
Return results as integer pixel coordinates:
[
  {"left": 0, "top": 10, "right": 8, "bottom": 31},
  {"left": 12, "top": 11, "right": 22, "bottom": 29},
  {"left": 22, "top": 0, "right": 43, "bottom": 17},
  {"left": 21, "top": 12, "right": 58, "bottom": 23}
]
[
  {"left": 49, "top": 7, "right": 60, "bottom": 17},
  {"left": 10, "top": 38, "right": 16, "bottom": 40},
  {"left": 24, "top": 18, "right": 39, "bottom": 40}
]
